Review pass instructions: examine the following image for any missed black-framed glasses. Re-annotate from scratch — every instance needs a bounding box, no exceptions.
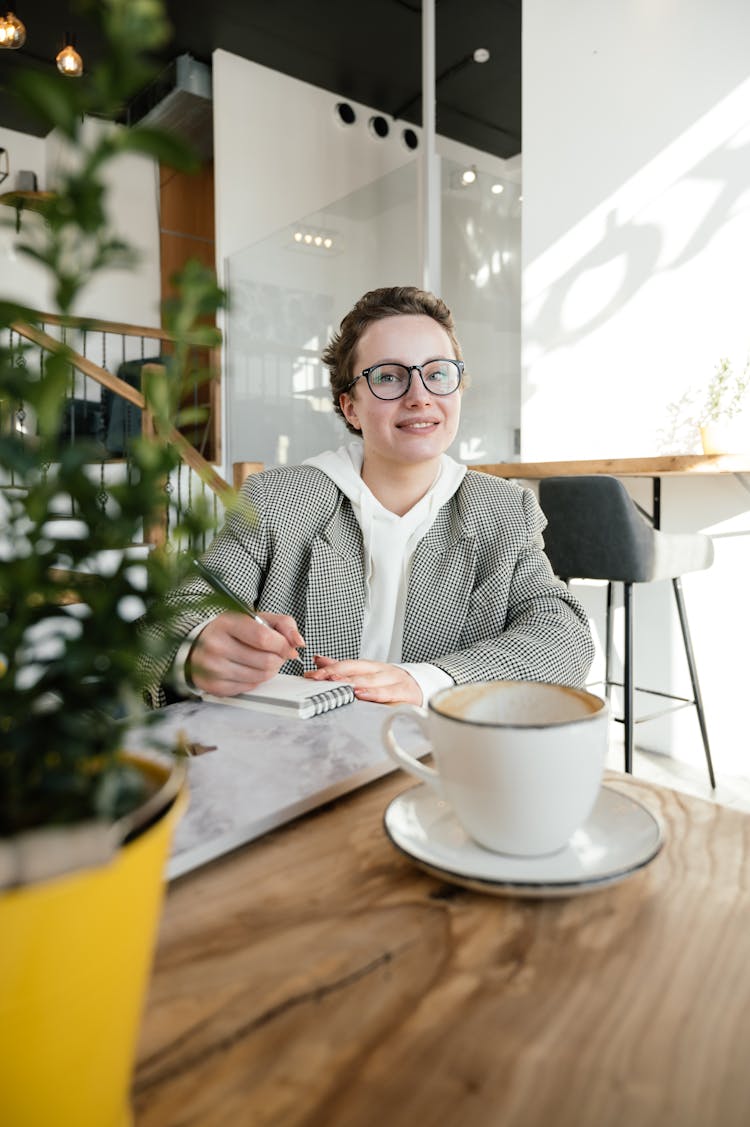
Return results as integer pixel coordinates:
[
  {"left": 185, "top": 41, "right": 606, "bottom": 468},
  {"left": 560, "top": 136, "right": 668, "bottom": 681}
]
[{"left": 346, "top": 358, "right": 464, "bottom": 401}]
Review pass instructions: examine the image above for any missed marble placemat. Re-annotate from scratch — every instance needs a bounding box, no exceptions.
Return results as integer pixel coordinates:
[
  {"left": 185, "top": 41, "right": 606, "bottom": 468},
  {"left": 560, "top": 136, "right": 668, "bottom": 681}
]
[{"left": 128, "top": 697, "right": 417, "bottom": 880}]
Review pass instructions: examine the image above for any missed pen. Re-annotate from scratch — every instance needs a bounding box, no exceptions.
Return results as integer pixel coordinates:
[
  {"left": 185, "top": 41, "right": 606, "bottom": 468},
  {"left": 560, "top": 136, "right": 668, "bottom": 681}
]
[{"left": 192, "top": 558, "right": 273, "bottom": 631}]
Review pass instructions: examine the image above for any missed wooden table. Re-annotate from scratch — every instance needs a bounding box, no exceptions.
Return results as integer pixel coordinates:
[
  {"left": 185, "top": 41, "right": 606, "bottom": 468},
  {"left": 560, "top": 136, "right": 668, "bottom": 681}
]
[
  {"left": 134, "top": 771, "right": 750, "bottom": 1127},
  {"left": 470, "top": 452, "right": 750, "bottom": 478}
]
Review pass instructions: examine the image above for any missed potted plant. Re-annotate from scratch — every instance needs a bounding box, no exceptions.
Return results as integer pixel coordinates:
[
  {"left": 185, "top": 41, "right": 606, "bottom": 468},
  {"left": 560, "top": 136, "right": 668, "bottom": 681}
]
[
  {"left": 697, "top": 354, "right": 750, "bottom": 454},
  {"left": 0, "top": 3, "right": 225, "bottom": 1123}
]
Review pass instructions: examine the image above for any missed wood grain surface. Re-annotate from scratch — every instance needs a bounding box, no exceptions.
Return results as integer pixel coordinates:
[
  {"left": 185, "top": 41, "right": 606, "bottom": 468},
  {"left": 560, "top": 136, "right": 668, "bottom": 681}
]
[
  {"left": 133, "top": 773, "right": 750, "bottom": 1127},
  {"left": 470, "top": 453, "right": 750, "bottom": 478}
]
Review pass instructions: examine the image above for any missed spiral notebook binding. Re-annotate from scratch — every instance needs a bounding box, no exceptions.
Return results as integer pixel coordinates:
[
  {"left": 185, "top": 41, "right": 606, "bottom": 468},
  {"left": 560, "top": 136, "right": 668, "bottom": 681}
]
[{"left": 310, "top": 684, "right": 356, "bottom": 714}]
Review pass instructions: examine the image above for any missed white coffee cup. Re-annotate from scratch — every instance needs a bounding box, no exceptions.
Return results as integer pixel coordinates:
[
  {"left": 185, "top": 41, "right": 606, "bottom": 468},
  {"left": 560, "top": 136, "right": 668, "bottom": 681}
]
[{"left": 382, "top": 680, "right": 609, "bottom": 856}]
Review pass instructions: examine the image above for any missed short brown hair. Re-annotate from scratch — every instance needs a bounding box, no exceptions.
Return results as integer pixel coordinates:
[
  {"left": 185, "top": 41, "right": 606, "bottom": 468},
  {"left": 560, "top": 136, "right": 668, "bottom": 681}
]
[{"left": 321, "top": 285, "right": 463, "bottom": 434}]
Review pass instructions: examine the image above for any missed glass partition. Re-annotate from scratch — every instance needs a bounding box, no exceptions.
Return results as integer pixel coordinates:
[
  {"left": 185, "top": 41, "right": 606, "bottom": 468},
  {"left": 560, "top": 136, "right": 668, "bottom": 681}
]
[
  {"left": 225, "top": 156, "right": 521, "bottom": 469},
  {"left": 440, "top": 158, "right": 522, "bottom": 463}
]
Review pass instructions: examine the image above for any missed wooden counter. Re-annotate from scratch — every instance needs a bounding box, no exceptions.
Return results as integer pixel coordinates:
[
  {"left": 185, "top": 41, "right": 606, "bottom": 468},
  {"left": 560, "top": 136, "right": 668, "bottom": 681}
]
[{"left": 470, "top": 452, "right": 750, "bottom": 478}]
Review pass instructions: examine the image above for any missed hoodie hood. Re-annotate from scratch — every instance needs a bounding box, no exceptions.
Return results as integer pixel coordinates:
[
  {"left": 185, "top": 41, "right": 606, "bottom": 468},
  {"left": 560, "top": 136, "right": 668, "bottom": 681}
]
[{"left": 304, "top": 442, "right": 466, "bottom": 549}]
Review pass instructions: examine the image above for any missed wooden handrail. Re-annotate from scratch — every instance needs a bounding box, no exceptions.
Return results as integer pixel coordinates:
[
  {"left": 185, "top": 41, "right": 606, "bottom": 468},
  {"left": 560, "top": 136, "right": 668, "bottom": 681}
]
[
  {"left": 14, "top": 321, "right": 145, "bottom": 407},
  {"left": 20, "top": 310, "right": 174, "bottom": 343},
  {"left": 233, "top": 461, "right": 264, "bottom": 490},
  {"left": 11, "top": 321, "right": 232, "bottom": 500}
]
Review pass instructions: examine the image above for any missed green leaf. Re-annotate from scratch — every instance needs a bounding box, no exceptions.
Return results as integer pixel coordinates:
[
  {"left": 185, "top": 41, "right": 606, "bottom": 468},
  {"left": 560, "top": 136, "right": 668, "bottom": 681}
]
[{"left": 0, "top": 0, "right": 231, "bottom": 835}]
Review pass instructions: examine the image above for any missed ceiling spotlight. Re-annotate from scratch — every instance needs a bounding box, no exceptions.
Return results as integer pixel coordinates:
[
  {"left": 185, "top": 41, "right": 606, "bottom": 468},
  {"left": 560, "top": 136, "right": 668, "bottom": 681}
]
[
  {"left": 56, "top": 34, "right": 83, "bottom": 77},
  {"left": 0, "top": 10, "right": 26, "bottom": 49},
  {"left": 369, "top": 115, "right": 390, "bottom": 139},
  {"left": 313, "top": 235, "right": 323, "bottom": 246},
  {"left": 491, "top": 182, "right": 504, "bottom": 195},
  {"left": 335, "top": 101, "right": 356, "bottom": 126},
  {"left": 461, "top": 166, "right": 477, "bottom": 186},
  {"left": 303, "top": 233, "right": 313, "bottom": 245},
  {"left": 473, "top": 48, "right": 490, "bottom": 64},
  {"left": 323, "top": 237, "right": 333, "bottom": 249},
  {"left": 293, "top": 231, "right": 303, "bottom": 242}
]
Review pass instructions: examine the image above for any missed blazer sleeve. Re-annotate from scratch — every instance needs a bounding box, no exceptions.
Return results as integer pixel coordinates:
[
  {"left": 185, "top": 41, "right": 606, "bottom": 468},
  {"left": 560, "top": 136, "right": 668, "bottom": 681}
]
[
  {"left": 432, "top": 487, "right": 595, "bottom": 688},
  {"left": 137, "top": 475, "right": 270, "bottom": 707}
]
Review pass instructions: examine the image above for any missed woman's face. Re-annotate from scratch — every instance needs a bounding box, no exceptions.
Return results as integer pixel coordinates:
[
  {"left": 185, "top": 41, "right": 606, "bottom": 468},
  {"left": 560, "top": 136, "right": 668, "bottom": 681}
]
[{"left": 339, "top": 314, "right": 462, "bottom": 472}]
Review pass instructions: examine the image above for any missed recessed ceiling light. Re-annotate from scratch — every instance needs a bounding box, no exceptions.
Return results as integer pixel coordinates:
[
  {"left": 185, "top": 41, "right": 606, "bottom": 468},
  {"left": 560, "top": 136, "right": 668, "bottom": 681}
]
[
  {"left": 461, "top": 167, "right": 477, "bottom": 186},
  {"left": 369, "top": 115, "right": 390, "bottom": 139},
  {"left": 491, "top": 182, "right": 504, "bottom": 195},
  {"left": 335, "top": 102, "right": 356, "bottom": 126}
]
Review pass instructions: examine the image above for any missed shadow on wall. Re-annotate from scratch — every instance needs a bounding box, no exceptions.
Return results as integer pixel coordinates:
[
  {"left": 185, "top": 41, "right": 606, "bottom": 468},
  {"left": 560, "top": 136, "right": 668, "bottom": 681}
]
[
  {"left": 527, "top": 130, "right": 750, "bottom": 355},
  {"left": 521, "top": 64, "right": 750, "bottom": 464}
]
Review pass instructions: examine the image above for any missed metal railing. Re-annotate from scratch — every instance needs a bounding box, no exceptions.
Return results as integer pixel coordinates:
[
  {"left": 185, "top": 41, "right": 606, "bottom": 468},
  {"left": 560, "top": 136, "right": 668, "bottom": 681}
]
[{"left": 2, "top": 312, "right": 232, "bottom": 554}]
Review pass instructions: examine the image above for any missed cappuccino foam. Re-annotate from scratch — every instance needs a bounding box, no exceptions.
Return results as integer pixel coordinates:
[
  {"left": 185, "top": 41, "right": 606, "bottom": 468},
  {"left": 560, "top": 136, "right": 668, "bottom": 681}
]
[{"left": 433, "top": 681, "right": 603, "bottom": 727}]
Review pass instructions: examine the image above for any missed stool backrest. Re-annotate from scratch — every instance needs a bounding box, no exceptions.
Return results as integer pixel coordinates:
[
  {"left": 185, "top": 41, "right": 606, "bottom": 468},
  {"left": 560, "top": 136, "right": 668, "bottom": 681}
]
[{"left": 539, "top": 475, "right": 655, "bottom": 582}]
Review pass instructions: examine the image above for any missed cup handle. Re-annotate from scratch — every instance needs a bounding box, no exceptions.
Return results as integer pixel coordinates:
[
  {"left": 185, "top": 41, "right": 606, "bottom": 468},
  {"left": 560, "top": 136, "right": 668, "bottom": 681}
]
[{"left": 382, "top": 706, "right": 442, "bottom": 794}]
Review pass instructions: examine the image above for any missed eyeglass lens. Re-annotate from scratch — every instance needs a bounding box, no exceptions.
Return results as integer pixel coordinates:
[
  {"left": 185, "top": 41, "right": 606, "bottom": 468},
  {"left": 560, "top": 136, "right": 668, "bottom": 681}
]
[{"left": 366, "top": 360, "right": 461, "bottom": 399}]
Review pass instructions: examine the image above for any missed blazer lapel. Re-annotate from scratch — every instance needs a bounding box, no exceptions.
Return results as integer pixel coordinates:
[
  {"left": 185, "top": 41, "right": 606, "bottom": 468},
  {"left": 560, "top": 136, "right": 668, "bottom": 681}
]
[
  {"left": 304, "top": 501, "right": 365, "bottom": 662},
  {"left": 402, "top": 504, "right": 477, "bottom": 662}
]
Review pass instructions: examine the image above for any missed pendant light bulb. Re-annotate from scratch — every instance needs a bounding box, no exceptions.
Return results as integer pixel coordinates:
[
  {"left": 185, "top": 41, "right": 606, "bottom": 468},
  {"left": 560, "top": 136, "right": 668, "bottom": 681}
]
[
  {"left": 0, "top": 11, "right": 27, "bottom": 49},
  {"left": 56, "top": 34, "right": 83, "bottom": 77}
]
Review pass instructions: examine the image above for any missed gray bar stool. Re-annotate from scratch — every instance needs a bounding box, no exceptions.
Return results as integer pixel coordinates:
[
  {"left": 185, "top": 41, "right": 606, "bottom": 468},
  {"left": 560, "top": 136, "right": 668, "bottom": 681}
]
[{"left": 538, "top": 475, "right": 716, "bottom": 787}]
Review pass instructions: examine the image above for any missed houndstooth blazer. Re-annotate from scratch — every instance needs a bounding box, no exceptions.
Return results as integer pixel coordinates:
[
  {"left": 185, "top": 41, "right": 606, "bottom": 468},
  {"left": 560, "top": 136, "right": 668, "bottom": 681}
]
[{"left": 141, "top": 465, "right": 594, "bottom": 704}]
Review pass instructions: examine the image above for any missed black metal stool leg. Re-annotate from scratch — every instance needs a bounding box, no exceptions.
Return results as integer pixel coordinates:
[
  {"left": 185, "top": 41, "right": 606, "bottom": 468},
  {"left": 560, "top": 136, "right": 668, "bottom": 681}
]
[
  {"left": 672, "top": 576, "right": 716, "bottom": 789},
  {"left": 623, "top": 582, "right": 634, "bottom": 774},
  {"left": 604, "top": 581, "right": 614, "bottom": 702}
]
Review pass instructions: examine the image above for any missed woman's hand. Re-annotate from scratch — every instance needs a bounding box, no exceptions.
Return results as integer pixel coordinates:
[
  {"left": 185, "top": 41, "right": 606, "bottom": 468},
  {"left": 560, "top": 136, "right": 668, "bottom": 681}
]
[
  {"left": 187, "top": 612, "right": 304, "bottom": 696},
  {"left": 304, "top": 655, "right": 422, "bottom": 705}
]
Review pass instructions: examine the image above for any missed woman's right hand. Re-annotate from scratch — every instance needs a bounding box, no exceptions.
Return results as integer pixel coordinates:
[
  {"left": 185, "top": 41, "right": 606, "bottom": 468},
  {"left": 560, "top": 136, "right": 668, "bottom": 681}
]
[{"left": 186, "top": 612, "right": 304, "bottom": 696}]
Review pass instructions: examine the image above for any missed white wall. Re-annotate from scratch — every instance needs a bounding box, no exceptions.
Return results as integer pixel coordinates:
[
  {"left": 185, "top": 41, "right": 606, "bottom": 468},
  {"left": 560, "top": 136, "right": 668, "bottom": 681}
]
[
  {"left": 522, "top": 0, "right": 750, "bottom": 460},
  {"left": 1, "top": 119, "right": 160, "bottom": 326},
  {"left": 0, "top": 125, "right": 56, "bottom": 310},
  {"left": 523, "top": 0, "right": 750, "bottom": 780}
]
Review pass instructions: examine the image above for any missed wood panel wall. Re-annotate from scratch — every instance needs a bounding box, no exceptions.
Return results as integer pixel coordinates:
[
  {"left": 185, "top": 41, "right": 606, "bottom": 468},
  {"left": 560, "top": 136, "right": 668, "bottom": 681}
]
[{"left": 159, "top": 162, "right": 220, "bottom": 462}]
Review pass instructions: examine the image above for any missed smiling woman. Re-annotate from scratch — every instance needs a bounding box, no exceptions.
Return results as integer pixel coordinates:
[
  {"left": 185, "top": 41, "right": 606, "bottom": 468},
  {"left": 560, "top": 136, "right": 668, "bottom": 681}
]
[{"left": 141, "top": 285, "right": 595, "bottom": 710}]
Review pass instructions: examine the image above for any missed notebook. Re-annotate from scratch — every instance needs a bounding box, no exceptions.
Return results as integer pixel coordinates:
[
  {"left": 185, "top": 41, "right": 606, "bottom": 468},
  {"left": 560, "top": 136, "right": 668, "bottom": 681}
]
[{"left": 200, "top": 674, "right": 355, "bottom": 719}]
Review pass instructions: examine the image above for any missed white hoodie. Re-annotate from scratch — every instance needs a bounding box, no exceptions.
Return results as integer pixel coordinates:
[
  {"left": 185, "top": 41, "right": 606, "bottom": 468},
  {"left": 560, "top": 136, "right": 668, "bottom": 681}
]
[{"left": 305, "top": 442, "right": 466, "bottom": 704}]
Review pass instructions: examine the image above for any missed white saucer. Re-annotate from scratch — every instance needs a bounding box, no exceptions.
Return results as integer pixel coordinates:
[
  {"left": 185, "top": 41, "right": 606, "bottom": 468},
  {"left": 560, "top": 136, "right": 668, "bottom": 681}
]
[{"left": 383, "top": 783, "right": 663, "bottom": 898}]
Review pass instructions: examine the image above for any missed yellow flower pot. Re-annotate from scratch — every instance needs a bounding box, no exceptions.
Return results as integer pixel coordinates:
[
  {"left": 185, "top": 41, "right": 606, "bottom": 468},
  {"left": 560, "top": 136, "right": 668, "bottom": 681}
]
[{"left": 0, "top": 755, "right": 186, "bottom": 1127}]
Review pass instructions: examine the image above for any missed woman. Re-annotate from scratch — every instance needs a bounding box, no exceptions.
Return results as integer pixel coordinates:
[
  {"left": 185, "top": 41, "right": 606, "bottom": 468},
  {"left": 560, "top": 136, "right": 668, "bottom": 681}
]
[{"left": 148, "top": 286, "right": 593, "bottom": 706}]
